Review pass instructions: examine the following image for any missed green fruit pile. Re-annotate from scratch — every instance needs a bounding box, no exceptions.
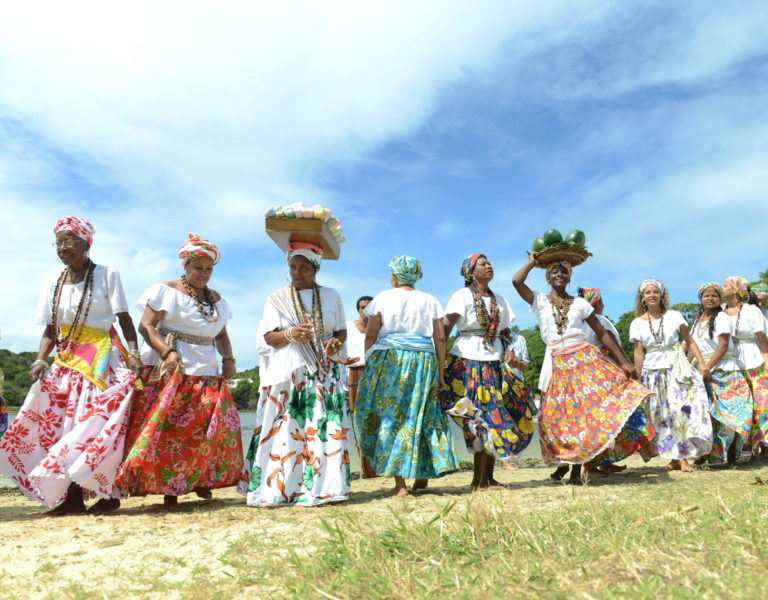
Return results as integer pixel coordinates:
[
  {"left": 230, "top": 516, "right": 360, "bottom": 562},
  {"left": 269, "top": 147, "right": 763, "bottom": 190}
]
[{"left": 531, "top": 228, "right": 586, "bottom": 251}]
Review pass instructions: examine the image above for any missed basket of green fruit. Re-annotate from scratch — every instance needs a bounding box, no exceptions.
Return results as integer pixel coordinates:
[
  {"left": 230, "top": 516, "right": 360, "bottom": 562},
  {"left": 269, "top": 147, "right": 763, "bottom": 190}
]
[{"left": 530, "top": 229, "right": 592, "bottom": 268}]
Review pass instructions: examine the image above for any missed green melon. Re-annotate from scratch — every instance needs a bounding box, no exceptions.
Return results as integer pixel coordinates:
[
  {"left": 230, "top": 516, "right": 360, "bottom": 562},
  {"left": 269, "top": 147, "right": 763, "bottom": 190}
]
[
  {"left": 532, "top": 237, "right": 547, "bottom": 252},
  {"left": 564, "top": 229, "right": 586, "bottom": 246},
  {"left": 542, "top": 229, "right": 563, "bottom": 246}
]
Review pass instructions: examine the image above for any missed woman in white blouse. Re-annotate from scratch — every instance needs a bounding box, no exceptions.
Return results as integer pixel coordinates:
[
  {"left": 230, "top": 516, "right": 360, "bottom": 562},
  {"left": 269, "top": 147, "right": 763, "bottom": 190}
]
[
  {"left": 721, "top": 276, "right": 768, "bottom": 462},
  {"left": 630, "top": 279, "right": 711, "bottom": 472},
  {"left": 117, "top": 234, "right": 243, "bottom": 507},
  {"left": 442, "top": 253, "right": 535, "bottom": 490},
  {"left": 0, "top": 217, "right": 142, "bottom": 516},
  {"left": 354, "top": 256, "right": 459, "bottom": 497},
  {"left": 513, "top": 255, "right": 652, "bottom": 485},
  {"left": 690, "top": 283, "right": 751, "bottom": 466}
]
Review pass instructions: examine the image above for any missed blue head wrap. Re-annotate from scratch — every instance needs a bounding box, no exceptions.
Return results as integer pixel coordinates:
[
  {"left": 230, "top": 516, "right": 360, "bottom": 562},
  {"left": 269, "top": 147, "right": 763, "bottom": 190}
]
[{"left": 389, "top": 255, "right": 423, "bottom": 286}]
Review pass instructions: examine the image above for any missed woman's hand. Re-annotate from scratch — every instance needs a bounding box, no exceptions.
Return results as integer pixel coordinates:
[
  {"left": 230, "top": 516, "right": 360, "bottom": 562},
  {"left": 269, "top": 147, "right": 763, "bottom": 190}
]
[
  {"left": 621, "top": 362, "right": 638, "bottom": 381},
  {"left": 503, "top": 351, "right": 517, "bottom": 366},
  {"left": 127, "top": 356, "right": 144, "bottom": 377},
  {"left": 437, "top": 375, "right": 447, "bottom": 391},
  {"left": 701, "top": 366, "right": 711, "bottom": 382},
  {"left": 222, "top": 359, "right": 237, "bottom": 379},
  {"left": 323, "top": 337, "right": 343, "bottom": 356},
  {"left": 336, "top": 355, "right": 361, "bottom": 366},
  {"left": 28, "top": 362, "right": 47, "bottom": 382},
  {"left": 163, "top": 350, "right": 181, "bottom": 373}
]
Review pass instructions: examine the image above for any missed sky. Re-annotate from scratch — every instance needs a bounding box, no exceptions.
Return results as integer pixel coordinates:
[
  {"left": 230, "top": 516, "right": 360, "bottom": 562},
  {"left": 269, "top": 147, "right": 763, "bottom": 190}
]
[{"left": 1, "top": 1, "right": 767, "bottom": 368}]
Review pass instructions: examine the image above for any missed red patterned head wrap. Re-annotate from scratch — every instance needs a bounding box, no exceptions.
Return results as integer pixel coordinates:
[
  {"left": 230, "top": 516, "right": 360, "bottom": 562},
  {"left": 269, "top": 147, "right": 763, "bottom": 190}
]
[
  {"left": 178, "top": 233, "right": 220, "bottom": 267},
  {"left": 54, "top": 216, "right": 94, "bottom": 246}
]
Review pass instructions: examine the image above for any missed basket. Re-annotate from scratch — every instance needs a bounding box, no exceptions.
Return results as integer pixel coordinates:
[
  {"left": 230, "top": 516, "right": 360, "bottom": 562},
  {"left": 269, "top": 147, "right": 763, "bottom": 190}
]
[
  {"left": 532, "top": 244, "right": 591, "bottom": 268},
  {"left": 265, "top": 217, "right": 341, "bottom": 260}
]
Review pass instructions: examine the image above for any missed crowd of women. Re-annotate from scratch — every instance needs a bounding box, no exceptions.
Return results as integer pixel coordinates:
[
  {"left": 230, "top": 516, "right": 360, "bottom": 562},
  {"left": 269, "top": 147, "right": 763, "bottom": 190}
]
[{"left": 1, "top": 216, "right": 767, "bottom": 514}]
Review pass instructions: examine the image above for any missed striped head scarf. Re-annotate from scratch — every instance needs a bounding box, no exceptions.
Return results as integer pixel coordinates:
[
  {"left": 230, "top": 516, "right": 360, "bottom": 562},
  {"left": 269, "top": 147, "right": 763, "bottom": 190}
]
[
  {"left": 178, "top": 233, "right": 220, "bottom": 267},
  {"left": 577, "top": 287, "right": 602, "bottom": 307},
  {"left": 723, "top": 276, "right": 749, "bottom": 300},
  {"left": 751, "top": 282, "right": 768, "bottom": 295},
  {"left": 287, "top": 242, "right": 323, "bottom": 271},
  {"left": 639, "top": 278, "right": 665, "bottom": 294},
  {"left": 697, "top": 282, "right": 723, "bottom": 300},
  {"left": 460, "top": 253, "right": 483, "bottom": 286},
  {"left": 389, "top": 255, "right": 423, "bottom": 286},
  {"left": 545, "top": 260, "right": 572, "bottom": 281},
  {"left": 54, "top": 216, "right": 94, "bottom": 246}
]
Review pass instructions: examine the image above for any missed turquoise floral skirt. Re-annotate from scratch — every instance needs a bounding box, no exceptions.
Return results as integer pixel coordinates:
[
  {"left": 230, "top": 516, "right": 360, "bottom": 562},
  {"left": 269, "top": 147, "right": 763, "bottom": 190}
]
[{"left": 354, "top": 348, "right": 459, "bottom": 479}]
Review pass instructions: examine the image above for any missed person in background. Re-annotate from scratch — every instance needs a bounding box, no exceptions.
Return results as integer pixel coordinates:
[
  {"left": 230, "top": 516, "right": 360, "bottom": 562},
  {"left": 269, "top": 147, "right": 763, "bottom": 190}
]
[{"left": 751, "top": 282, "right": 768, "bottom": 322}]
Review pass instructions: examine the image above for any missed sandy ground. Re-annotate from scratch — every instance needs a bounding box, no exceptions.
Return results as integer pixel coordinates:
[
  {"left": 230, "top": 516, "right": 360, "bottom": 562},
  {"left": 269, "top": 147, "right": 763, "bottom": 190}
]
[{"left": 4, "top": 455, "right": 767, "bottom": 600}]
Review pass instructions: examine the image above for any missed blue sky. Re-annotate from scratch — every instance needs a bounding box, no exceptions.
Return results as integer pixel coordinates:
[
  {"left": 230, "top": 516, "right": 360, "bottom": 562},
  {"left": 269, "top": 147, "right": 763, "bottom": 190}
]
[{"left": 1, "top": 1, "right": 767, "bottom": 367}]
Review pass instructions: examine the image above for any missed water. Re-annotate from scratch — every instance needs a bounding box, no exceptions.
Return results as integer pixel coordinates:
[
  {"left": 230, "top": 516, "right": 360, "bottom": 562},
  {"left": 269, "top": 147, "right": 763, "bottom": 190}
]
[{"left": 0, "top": 409, "right": 541, "bottom": 489}]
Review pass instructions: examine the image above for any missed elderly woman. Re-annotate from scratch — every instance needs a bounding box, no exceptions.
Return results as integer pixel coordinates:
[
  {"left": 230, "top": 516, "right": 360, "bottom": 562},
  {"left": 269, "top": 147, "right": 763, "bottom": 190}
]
[
  {"left": 629, "top": 278, "right": 711, "bottom": 472},
  {"left": 0, "top": 217, "right": 142, "bottom": 515},
  {"left": 116, "top": 234, "right": 242, "bottom": 507},
  {"left": 354, "top": 256, "right": 459, "bottom": 497},
  {"left": 512, "top": 256, "right": 652, "bottom": 484},
  {"left": 239, "top": 242, "right": 349, "bottom": 506},
  {"left": 690, "top": 283, "right": 751, "bottom": 466},
  {"left": 722, "top": 276, "right": 768, "bottom": 462},
  {"left": 441, "top": 253, "right": 535, "bottom": 490}
]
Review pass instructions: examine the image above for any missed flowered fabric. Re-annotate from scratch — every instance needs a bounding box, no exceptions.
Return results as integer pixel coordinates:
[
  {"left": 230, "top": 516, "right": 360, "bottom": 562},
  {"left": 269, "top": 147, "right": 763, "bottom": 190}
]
[
  {"left": 460, "top": 253, "right": 483, "bottom": 285},
  {"left": 745, "top": 367, "right": 768, "bottom": 447},
  {"left": 55, "top": 325, "right": 129, "bottom": 390},
  {"left": 703, "top": 369, "right": 752, "bottom": 464},
  {"left": 540, "top": 344, "right": 651, "bottom": 464},
  {"left": 388, "top": 255, "right": 423, "bottom": 286},
  {"left": 238, "top": 365, "right": 350, "bottom": 506},
  {"left": 286, "top": 241, "right": 323, "bottom": 271},
  {"left": 355, "top": 348, "right": 459, "bottom": 478},
  {"left": 697, "top": 282, "right": 723, "bottom": 299},
  {"left": 0, "top": 395, "right": 7, "bottom": 439},
  {"left": 116, "top": 371, "right": 243, "bottom": 497},
  {"left": 178, "top": 232, "right": 220, "bottom": 266},
  {"left": 0, "top": 352, "right": 135, "bottom": 508},
  {"left": 54, "top": 215, "right": 94, "bottom": 245},
  {"left": 641, "top": 365, "right": 712, "bottom": 460},
  {"left": 441, "top": 355, "right": 535, "bottom": 460},
  {"left": 587, "top": 403, "right": 657, "bottom": 467},
  {"left": 577, "top": 287, "right": 602, "bottom": 307},
  {"left": 723, "top": 276, "right": 749, "bottom": 300}
]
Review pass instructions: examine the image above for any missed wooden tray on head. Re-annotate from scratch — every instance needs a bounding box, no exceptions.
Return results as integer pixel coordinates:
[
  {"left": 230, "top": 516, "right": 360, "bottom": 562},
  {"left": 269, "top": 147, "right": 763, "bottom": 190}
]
[
  {"left": 532, "top": 244, "right": 591, "bottom": 268},
  {"left": 265, "top": 217, "right": 341, "bottom": 260}
]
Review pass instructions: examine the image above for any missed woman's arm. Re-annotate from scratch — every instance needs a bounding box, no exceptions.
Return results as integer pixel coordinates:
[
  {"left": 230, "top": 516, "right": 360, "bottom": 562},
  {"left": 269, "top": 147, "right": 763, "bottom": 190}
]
[
  {"left": 363, "top": 313, "right": 382, "bottom": 353},
  {"left": 264, "top": 322, "right": 315, "bottom": 349},
  {"left": 702, "top": 333, "right": 730, "bottom": 381},
  {"left": 215, "top": 326, "right": 236, "bottom": 379},
  {"left": 139, "top": 304, "right": 182, "bottom": 373},
  {"left": 444, "top": 313, "right": 459, "bottom": 340},
  {"left": 116, "top": 312, "right": 143, "bottom": 375},
  {"left": 756, "top": 331, "right": 768, "bottom": 371},
  {"left": 512, "top": 254, "right": 537, "bottom": 305},
  {"left": 433, "top": 318, "right": 446, "bottom": 389},
  {"left": 679, "top": 324, "right": 705, "bottom": 373},
  {"left": 586, "top": 314, "right": 637, "bottom": 379},
  {"left": 633, "top": 339, "right": 645, "bottom": 376},
  {"left": 28, "top": 325, "right": 57, "bottom": 382}
]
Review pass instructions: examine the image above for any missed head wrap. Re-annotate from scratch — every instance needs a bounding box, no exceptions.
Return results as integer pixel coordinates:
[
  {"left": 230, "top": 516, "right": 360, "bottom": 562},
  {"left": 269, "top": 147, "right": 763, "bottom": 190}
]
[
  {"left": 545, "top": 260, "right": 572, "bottom": 281},
  {"left": 723, "top": 276, "right": 749, "bottom": 300},
  {"left": 577, "top": 287, "right": 602, "bottom": 307},
  {"left": 460, "top": 253, "right": 483, "bottom": 286},
  {"left": 751, "top": 282, "right": 768, "bottom": 295},
  {"left": 639, "top": 278, "right": 665, "bottom": 294},
  {"left": 54, "top": 216, "right": 94, "bottom": 246},
  {"left": 287, "top": 241, "right": 322, "bottom": 271},
  {"left": 178, "top": 233, "right": 221, "bottom": 268},
  {"left": 389, "top": 255, "right": 423, "bottom": 286},
  {"left": 697, "top": 282, "right": 723, "bottom": 300}
]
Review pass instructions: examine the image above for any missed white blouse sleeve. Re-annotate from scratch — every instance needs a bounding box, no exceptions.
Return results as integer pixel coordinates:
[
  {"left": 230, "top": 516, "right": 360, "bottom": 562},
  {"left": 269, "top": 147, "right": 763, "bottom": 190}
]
[
  {"left": 628, "top": 318, "right": 642, "bottom": 343},
  {"left": 574, "top": 297, "right": 594, "bottom": 322},
  {"left": 364, "top": 291, "right": 385, "bottom": 318},
  {"left": 218, "top": 296, "right": 234, "bottom": 323},
  {"left": 34, "top": 275, "right": 56, "bottom": 326},
  {"left": 430, "top": 295, "right": 445, "bottom": 320},
  {"left": 105, "top": 267, "right": 130, "bottom": 315},
  {"left": 669, "top": 311, "right": 687, "bottom": 334},
  {"left": 444, "top": 289, "right": 467, "bottom": 318},
  {"left": 748, "top": 305, "right": 767, "bottom": 334},
  {"left": 501, "top": 295, "right": 515, "bottom": 328},
  {"left": 530, "top": 291, "right": 546, "bottom": 314},
  {"left": 713, "top": 312, "right": 730, "bottom": 338},
  {"left": 329, "top": 289, "right": 346, "bottom": 331},
  {"left": 136, "top": 283, "right": 177, "bottom": 315}
]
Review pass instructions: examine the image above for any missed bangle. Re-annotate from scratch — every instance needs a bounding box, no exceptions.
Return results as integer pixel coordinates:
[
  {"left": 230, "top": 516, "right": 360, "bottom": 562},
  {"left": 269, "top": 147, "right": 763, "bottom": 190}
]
[
  {"left": 222, "top": 357, "right": 236, "bottom": 363},
  {"left": 30, "top": 359, "right": 48, "bottom": 369},
  {"left": 284, "top": 327, "right": 297, "bottom": 344},
  {"left": 161, "top": 348, "right": 176, "bottom": 360},
  {"left": 128, "top": 350, "right": 141, "bottom": 359}
]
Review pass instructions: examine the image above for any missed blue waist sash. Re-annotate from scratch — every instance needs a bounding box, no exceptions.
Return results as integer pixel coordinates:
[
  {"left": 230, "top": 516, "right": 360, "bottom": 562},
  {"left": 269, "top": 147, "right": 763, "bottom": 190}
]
[{"left": 377, "top": 332, "right": 434, "bottom": 353}]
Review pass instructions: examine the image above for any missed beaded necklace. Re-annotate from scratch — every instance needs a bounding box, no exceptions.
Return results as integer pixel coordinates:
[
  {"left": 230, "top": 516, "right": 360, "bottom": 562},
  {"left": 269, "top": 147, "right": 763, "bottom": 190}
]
[
  {"left": 181, "top": 275, "right": 219, "bottom": 323},
  {"left": 290, "top": 283, "right": 331, "bottom": 379},
  {"left": 647, "top": 312, "right": 665, "bottom": 345},
  {"left": 730, "top": 303, "right": 743, "bottom": 349},
  {"left": 470, "top": 283, "right": 500, "bottom": 351},
  {"left": 51, "top": 260, "right": 96, "bottom": 358},
  {"left": 548, "top": 292, "right": 573, "bottom": 336}
]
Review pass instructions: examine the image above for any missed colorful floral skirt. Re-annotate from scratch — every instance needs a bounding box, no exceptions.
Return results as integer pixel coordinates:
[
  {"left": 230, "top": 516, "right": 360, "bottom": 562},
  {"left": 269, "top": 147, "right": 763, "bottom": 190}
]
[
  {"left": 355, "top": 349, "right": 459, "bottom": 479},
  {"left": 238, "top": 366, "right": 350, "bottom": 507},
  {"left": 704, "top": 369, "right": 752, "bottom": 464},
  {"left": 0, "top": 358, "right": 135, "bottom": 508},
  {"left": 116, "top": 371, "right": 243, "bottom": 497},
  {"left": 586, "top": 402, "right": 657, "bottom": 467},
  {"left": 540, "top": 345, "right": 651, "bottom": 464},
  {"left": 0, "top": 396, "right": 7, "bottom": 439},
  {"left": 745, "top": 367, "right": 768, "bottom": 447},
  {"left": 642, "top": 367, "right": 712, "bottom": 460},
  {"left": 441, "top": 355, "right": 535, "bottom": 461}
]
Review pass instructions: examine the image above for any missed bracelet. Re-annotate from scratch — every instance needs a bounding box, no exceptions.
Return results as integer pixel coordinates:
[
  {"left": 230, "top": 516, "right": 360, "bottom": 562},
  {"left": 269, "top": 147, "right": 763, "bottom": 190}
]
[
  {"left": 128, "top": 350, "right": 141, "bottom": 359},
  {"left": 222, "top": 357, "right": 236, "bottom": 363},
  {"left": 161, "top": 348, "right": 177, "bottom": 360},
  {"left": 30, "top": 359, "right": 48, "bottom": 369},
  {"left": 284, "top": 327, "right": 297, "bottom": 344}
]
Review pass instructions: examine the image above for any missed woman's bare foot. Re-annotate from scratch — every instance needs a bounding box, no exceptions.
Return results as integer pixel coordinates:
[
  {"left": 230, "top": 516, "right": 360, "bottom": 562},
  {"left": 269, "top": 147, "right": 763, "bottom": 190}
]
[
  {"left": 163, "top": 495, "right": 179, "bottom": 507},
  {"left": 694, "top": 456, "right": 708, "bottom": 466},
  {"left": 598, "top": 464, "right": 627, "bottom": 474},
  {"left": 565, "top": 475, "right": 584, "bottom": 485},
  {"left": 727, "top": 441, "right": 739, "bottom": 467},
  {"left": 194, "top": 487, "right": 213, "bottom": 499},
  {"left": 549, "top": 466, "right": 570, "bottom": 481},
  {"left": 87, "top": 498, "right": 121, "bottom": 515},
  {"left": 665, "top": 460, "right": 681, "bottom": 471},
  {"left": 393, "top": 476, "right": 409, "bottom": 497},
  {"left": 46, "top": 501, "right": 86, "bottom": 517},
  {"left": 502, "top": 462, "right": 519, "bottom": 472},
  {"left": 411, "top": 478, "right": 428, "bottom": 491},
  {"left": 583, "top": 467, "right": 610, "bottom": 480},
  {"left": 679, "top": 459, "right": 694, "bottom": 472}
]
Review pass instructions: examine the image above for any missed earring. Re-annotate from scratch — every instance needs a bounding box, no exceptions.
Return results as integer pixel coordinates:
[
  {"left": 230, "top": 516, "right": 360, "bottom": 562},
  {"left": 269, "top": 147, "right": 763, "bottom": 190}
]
[{"left": 641, "top": 300, "right": 647, "bottom": 309}]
